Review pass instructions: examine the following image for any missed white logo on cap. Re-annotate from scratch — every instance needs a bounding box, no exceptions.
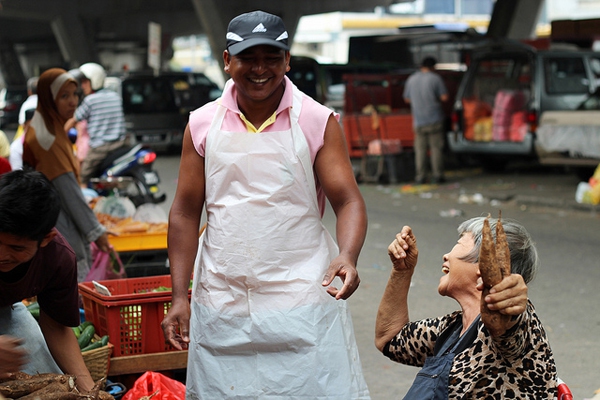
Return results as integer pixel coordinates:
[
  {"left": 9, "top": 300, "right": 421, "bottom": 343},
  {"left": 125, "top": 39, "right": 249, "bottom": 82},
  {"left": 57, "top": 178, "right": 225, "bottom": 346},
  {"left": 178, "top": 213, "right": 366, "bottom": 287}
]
[
  {"left": 252, "top": 23, "right": 267, "bottom": 33},
  {"left": 226, "top": 32, "right": 244, "bottom": 42}
]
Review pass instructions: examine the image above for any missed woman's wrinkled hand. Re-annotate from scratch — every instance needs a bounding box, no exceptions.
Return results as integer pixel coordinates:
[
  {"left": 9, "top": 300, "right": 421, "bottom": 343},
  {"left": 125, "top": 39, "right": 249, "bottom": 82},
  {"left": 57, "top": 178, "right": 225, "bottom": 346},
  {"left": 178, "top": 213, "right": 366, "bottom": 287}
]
[
  {"left": 388, "top": 225, "right": 419, "bottom": 271},
  {"left": 94, "top": 232, "right": 111, "bottom": 253},
  {"left": 482, "top": 273, "right": 528, "bottom": 316}
]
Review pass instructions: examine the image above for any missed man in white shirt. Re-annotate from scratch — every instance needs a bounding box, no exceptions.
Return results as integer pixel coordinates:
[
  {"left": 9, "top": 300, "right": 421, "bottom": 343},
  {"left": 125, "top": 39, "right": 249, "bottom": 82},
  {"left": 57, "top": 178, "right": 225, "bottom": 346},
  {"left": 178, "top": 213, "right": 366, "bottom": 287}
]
[{"left": 10, "top": 78, "right": 38, "bottom": 171}]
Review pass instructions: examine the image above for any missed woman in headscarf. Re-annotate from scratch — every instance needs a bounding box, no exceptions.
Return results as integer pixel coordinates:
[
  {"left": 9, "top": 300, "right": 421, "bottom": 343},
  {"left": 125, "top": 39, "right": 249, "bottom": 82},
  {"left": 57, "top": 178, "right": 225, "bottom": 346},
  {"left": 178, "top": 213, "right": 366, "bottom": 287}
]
[{"left": 22, "top": 68, "right": 110, "bottom": 282}]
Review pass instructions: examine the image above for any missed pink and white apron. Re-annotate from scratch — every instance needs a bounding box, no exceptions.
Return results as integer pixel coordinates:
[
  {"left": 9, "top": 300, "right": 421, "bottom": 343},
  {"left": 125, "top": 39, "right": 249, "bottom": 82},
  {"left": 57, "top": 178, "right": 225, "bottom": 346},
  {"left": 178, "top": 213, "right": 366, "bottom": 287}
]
[{"left": 186, "top": 85, "right": 370, "bottom": 399}]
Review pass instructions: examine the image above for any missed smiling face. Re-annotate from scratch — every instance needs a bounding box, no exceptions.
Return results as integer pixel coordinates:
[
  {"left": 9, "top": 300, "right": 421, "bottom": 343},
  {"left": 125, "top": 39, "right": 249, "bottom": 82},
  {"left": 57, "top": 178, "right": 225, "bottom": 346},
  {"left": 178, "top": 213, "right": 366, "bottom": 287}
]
[
  {"left": 224, "top": 45, "right": 291, "bottom": 109},
  {"left": 0, "top": 231, "right": 55, "bottom": 273},
  {"left": 438, "top": 232, "right": 480, "bottom": 299},
  {"left": 55, "top": 81, "right": 79, "bottom": 120}
]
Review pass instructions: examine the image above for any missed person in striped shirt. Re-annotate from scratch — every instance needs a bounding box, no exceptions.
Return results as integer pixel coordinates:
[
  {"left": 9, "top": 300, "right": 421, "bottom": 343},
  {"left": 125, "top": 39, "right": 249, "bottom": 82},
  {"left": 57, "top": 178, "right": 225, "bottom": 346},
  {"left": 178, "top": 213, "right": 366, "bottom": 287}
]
[{"left": 65, "top": 62, "right": 127, "bottom": 186}]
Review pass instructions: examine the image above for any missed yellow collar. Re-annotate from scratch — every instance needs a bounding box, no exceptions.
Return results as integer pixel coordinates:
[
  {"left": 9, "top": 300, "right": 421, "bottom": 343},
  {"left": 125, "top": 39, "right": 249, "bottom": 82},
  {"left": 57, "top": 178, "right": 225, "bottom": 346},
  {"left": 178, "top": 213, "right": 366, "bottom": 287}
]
[{"left": 239, "top": 111, "right": 277, "bottom": 133}]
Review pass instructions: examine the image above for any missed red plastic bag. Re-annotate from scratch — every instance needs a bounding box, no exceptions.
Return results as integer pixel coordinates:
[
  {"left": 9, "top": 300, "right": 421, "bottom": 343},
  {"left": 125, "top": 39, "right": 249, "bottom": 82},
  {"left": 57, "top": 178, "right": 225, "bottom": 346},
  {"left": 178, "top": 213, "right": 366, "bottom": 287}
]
[
  {"left": 84, "top": 243, "right": 127, "bottom": 282},
  {"left": 122, "top": 371, "right": 186, "bottom": 400}
]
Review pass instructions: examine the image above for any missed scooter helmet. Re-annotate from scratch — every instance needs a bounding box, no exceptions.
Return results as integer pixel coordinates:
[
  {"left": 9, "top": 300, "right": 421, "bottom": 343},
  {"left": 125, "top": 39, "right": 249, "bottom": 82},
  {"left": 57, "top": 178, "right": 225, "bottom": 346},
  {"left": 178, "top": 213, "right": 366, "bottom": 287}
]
[
  {"left": 79, "top": 62, "right": 106, "bottom": 91},
  {"left": 67, "top": 68, "right": 85, "bottom": 102},
  {"left": 68, "top": 68, "right": 85, "bottom": 86}
]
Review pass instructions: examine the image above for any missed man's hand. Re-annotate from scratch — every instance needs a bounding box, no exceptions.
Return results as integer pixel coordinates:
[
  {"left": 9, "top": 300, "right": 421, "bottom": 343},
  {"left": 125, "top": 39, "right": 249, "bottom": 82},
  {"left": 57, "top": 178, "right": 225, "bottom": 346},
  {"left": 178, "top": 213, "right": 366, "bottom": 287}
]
[
  {"left": 322, "top": 255, "right": 360, "bottom": 300},
  {"left": 0, "top": 335, "right": 27, "bottom": 379},
  {"left": 161, "top": 301, "right": 191, "bottom": 350}
]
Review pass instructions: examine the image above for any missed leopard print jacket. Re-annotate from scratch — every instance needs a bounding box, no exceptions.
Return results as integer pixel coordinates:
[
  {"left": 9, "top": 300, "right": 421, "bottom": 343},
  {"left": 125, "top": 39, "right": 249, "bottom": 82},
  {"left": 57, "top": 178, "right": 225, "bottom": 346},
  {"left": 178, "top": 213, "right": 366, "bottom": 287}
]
[{"left": 383, "top": 301, "right": 557, "bottom": 399}]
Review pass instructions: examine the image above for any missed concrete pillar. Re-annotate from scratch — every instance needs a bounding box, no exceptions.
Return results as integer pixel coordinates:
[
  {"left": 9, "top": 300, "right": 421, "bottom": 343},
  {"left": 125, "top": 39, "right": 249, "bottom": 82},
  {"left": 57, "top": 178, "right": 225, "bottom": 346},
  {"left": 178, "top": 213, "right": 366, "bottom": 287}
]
[
  {"left": 190, "top": 0, "right": 228, "bottom": 80},
  {"left": 0, "top": 36, "right": 27, "bottom": 85},
  {"left": 50, "top": 11, "right": 96, "bottom": 68},
  {"left": 487, "top": 0, "right": 544, "bottom": 39}
]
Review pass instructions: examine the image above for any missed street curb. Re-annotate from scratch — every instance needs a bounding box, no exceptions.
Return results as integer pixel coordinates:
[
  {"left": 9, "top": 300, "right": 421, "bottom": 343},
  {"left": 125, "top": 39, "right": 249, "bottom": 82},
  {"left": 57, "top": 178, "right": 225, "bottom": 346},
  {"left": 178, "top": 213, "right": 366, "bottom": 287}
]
[{"left": 515, "top": 195, "right": 600, "bottom": 212}]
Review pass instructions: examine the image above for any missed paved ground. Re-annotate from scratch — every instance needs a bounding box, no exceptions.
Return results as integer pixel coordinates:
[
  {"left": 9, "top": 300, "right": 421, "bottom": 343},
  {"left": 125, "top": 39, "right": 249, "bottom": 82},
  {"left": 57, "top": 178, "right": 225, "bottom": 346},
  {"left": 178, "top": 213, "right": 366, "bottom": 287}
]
[
  {"left": 437, "top": 165, "right": 600, "bottom": 213},
  {"left": 325, "top": 164, "right": 600, "bottom": 400},
  {"left": 153, "top": 154, "right": 600, "bottom": 400}
]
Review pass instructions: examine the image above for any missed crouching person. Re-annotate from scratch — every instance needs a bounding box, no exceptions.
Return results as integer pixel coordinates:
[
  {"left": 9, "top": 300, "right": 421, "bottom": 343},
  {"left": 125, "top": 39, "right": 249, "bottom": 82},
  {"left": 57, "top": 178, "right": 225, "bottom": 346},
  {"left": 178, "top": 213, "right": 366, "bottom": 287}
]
[
  {"left": 0, "top": 170, "right": 95, "bottom": 391},
  {"left": 375, "top": 218, "right": 557, "bottom": 399}
]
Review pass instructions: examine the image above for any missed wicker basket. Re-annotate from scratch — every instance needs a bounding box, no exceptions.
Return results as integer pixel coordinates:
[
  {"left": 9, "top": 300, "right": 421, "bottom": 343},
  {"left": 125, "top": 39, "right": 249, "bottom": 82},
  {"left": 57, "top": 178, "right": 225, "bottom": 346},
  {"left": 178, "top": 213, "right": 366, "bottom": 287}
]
[{"left": 82, "top": 335, "right": 114, "bottom": 382}]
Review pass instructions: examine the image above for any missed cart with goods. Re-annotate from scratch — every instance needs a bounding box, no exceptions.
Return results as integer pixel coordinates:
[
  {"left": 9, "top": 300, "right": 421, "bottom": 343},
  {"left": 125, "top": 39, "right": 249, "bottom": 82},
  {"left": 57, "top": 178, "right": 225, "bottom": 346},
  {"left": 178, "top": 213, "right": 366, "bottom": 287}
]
[
  {"left": 91, "top": 195, "right": 170, "bottom": 278},
  {"left": 78, "top": 276, "right": 192, "bottom": 379},
  {"left": 83, "top": 196, "right": 191, "bottom": 390},
  {"left": 342, "top": 70, "right": 463, "bottom": 183}
]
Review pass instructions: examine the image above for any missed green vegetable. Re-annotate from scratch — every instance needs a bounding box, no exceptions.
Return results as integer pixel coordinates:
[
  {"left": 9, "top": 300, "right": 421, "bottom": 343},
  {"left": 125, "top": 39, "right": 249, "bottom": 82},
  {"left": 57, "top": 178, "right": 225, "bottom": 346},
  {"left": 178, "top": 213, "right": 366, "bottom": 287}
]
[
  {"left": 27, "top": 302, "right": 40, "bottom": 319},
  {"left": 78, "top": 321, "right": 93, "bottom": 331},
  {"left": 100, "top": 335, "right": 109, "bottom": 346},
  {"left": 29, "top": 307, "right": 40, "bottom": 320},
  {"left": 81, "top": 340, "right": 104, "bottom": 352},
  {"left": 72, "top": 326, "right": 81, "bottom": 338},
  {"left": 78, "top": 325, "right": 95, "bottom": 349}
]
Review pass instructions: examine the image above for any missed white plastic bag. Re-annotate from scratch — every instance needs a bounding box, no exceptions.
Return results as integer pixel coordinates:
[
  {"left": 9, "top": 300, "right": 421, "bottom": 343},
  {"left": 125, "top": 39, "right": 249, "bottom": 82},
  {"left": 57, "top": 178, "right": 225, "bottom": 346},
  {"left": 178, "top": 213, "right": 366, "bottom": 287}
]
[
  {"left": 575, "top": 182, "right": 591, "bottom": 204},
  {"left": 133, "top": 203, "right": 167, "bottom": 223},
  {"left": 93, "top": 196, "right": 137, "bottom": 218}
]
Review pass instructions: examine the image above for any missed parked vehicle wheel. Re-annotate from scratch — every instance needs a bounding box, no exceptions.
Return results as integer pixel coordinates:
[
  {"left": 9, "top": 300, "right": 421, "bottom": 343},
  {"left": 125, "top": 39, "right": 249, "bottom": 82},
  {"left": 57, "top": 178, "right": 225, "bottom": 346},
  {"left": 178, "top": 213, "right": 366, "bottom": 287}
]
[
  {"left": 480, "top": 157, "right": 509, "bottom": 173},
  {"left": 122, "top": 171, "right": 158, "bottom": 207}
]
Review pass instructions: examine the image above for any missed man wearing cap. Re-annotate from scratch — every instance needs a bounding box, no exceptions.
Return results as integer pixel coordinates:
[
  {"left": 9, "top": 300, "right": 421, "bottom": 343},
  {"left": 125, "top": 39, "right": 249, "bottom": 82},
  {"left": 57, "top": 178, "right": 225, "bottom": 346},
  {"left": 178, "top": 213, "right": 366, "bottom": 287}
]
[{"left": 162, "top": 10, "right": 371, "bottom": 399}]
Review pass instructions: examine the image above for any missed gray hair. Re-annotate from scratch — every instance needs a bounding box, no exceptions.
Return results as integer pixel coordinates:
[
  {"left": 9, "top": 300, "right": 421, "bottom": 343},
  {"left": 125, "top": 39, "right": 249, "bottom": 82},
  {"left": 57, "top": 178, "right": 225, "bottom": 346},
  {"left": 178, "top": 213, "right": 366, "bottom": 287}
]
[{"left": 457, "top": 216, "right": 539, "bottom": 284}]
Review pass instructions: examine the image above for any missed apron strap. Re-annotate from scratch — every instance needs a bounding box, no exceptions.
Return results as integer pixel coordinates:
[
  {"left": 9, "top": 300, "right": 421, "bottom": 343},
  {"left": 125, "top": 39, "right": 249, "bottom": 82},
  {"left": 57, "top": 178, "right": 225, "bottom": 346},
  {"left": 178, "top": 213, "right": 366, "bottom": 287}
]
[
  {"left": 289, "top": 85, "right": 321, "bottom": 212},
  {"left": 204, "top": 103, "right": 227, "bottom": 167},
  {"left": 434, "top": 315, "right": 481, "bottom": 356}
]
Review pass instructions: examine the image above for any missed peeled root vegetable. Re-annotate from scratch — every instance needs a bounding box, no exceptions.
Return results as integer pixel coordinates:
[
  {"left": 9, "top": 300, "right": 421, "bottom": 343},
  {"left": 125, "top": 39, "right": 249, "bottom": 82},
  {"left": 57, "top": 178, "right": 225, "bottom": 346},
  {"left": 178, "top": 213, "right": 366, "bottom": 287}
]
[{"left": 479, "top": 214, "right": 512, "bottom": 337}]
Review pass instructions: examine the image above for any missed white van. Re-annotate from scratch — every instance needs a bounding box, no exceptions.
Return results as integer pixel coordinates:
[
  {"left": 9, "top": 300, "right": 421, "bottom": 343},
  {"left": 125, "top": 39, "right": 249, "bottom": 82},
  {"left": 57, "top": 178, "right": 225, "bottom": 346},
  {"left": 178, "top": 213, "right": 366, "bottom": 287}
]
[{"left": 447, "top": 39, "right": 600, "bottom": 176}]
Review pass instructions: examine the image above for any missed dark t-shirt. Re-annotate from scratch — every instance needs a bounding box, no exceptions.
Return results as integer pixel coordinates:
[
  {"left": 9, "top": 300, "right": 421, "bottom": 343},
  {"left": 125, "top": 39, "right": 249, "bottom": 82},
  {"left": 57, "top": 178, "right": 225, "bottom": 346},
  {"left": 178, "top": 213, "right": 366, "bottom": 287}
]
[{"left": 0, "top": 230, "right": 80, "bottom": 327}]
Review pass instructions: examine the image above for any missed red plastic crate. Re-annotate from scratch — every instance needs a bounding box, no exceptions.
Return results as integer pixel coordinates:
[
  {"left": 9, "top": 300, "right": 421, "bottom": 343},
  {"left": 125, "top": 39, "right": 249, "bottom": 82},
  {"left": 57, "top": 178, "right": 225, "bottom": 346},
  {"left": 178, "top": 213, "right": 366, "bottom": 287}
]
[{"left": 78, "top": 276, "right": 190, "bottom": 357}]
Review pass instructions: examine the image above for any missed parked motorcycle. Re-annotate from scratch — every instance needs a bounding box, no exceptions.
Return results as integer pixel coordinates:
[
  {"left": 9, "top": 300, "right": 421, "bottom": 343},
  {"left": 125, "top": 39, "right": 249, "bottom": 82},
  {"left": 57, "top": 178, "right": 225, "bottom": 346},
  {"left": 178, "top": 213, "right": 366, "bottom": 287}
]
[{"left": 88, "top": 143, "right": 167, "bottom": 207}]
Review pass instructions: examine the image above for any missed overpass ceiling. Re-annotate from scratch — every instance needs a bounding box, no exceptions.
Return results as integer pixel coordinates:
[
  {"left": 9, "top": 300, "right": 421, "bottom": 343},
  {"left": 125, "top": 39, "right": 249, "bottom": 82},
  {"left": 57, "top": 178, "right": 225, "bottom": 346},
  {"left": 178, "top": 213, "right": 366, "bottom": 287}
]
[{"left": 0, "top": 0, "right": 397, "bottom": 47}]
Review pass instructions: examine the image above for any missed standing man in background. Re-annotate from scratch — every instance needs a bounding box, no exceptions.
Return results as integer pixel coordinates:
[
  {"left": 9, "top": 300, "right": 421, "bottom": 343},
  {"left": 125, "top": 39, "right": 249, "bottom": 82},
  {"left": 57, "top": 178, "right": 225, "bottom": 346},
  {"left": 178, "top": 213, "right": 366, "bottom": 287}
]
[
  {"left": 18, "top": 77, "right": 39, "bottom": 129},
  {"left": 403, "top": 56, "right": 448, "bottom": 184},
  {"left": 64, "top": 62, "right": 127, "bottom": 187},
  {"left": 9, "top": 77, "right": 38, "bottom": 171}
]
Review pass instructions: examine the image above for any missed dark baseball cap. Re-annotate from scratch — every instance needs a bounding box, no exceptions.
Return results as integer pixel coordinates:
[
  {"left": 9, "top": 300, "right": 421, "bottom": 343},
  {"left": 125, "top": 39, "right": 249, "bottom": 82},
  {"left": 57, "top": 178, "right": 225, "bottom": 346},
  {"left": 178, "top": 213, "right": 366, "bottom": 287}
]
[{"left": 226, "top": 10, "right": 289, "bottom": 55}]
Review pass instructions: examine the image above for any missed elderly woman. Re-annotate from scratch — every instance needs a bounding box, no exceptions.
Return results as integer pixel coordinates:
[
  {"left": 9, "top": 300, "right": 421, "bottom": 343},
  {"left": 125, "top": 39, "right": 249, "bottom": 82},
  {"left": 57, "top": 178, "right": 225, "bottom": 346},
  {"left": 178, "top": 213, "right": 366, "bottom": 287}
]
[
  {"left": 22, "top": 68, "right": 109, "bottom": 281},
  {"left": 375, "top": 216, "right": 557, "bottom": 399}
]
